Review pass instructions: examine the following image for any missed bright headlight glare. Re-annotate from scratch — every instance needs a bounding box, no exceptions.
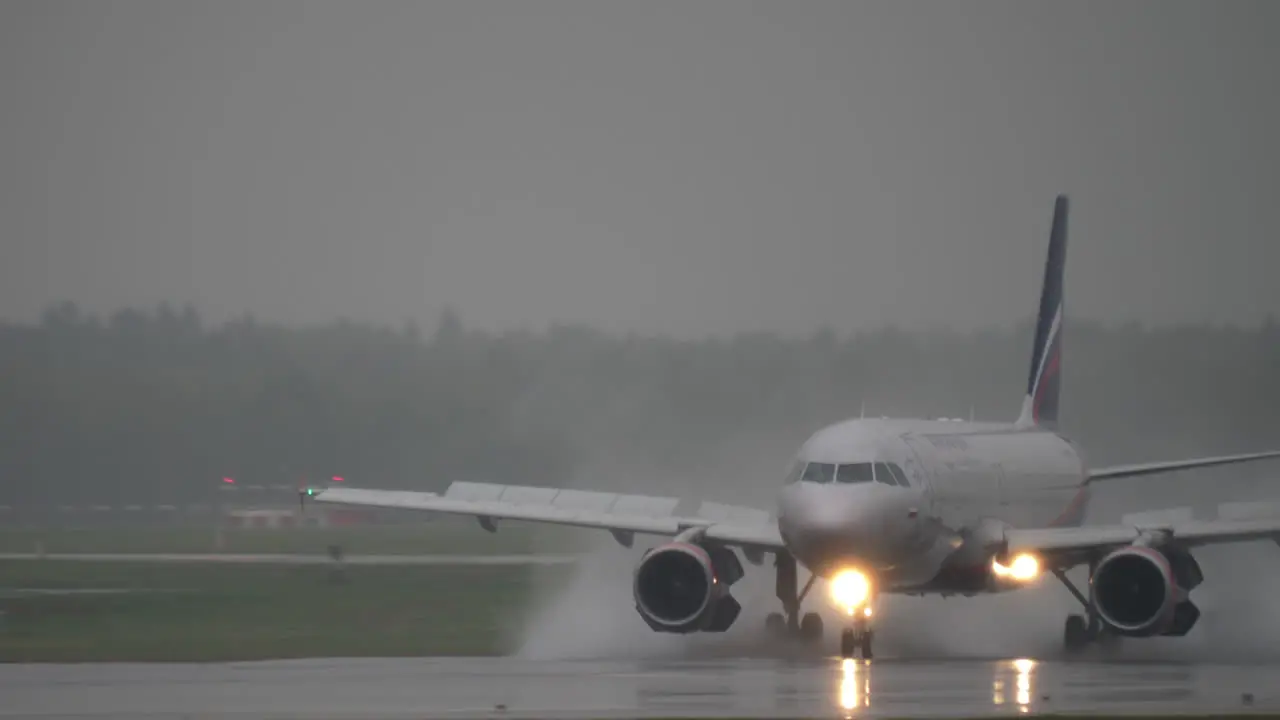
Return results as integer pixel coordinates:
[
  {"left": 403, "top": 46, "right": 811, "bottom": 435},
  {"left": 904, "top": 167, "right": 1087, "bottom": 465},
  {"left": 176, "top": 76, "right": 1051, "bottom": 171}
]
[
  {"left": 992, "top": 553, "right": 1040, "bottom": 582},
  {"left": 829, "top": 569, "right": 871, "bottom": 610}
]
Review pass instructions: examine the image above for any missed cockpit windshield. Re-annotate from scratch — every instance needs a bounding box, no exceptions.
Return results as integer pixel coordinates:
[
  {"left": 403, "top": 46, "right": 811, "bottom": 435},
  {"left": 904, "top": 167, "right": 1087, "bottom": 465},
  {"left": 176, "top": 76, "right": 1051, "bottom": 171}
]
[
  {"left": 876, "top": 462, "right": 910, "bottom": 487},
  {"left": 835, "top": 463, "right": 874, "bottom": 484},
  {"left": 791, "top": 460, "right": 910, "bottom": 486},
  {"left": 801, "top": 462, "right": 835, "bottom": 484}
]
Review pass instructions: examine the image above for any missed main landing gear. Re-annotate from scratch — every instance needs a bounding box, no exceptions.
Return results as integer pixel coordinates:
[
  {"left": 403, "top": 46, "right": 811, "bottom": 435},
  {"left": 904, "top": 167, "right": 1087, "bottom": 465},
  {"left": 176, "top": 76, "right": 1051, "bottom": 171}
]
[
  {"left": 1052, "top": 568, "right": 1117, "bottom": 653},
  {"left": 765, "top": 552, "right": 824, "bottom": 643}
]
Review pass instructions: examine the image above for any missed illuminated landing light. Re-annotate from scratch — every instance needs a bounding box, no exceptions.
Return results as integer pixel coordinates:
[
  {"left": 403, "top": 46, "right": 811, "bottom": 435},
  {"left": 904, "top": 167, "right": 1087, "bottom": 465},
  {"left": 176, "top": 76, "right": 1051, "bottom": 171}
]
[
  {"left": 829, "top": 569, "right": 871, "bottom": 613},
  {"left": 992, "top": 553, "right": 1041, "bottom": 582},
  {"left": 222, "top": 477, "right": 235, "bottom": 485},
  {"left": 332, "top": 476, "right": 344, "bottom": 483}
]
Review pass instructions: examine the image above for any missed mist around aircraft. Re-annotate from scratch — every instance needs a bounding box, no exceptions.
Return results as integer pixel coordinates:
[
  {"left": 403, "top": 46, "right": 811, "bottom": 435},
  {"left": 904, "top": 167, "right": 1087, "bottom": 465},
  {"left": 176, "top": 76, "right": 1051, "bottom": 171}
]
[{"left": 309, "top": 195, "right": 1280, "bottom": 659}]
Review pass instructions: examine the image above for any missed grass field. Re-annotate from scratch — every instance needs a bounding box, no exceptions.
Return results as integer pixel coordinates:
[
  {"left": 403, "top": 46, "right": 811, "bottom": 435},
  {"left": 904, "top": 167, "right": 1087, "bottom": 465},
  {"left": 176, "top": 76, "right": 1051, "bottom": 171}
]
[
  {"left": 0, "top": 521, "right": 587, "bottom": 556},
  {"left": 0, "top": 559, "right": 567, "bottom": 662}
]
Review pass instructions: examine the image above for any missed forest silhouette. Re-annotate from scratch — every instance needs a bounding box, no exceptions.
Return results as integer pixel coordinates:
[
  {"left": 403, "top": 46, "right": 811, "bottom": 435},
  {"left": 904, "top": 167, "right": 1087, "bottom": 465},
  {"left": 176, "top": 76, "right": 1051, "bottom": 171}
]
[{"left": 3, "top": 301, "right": 1277, "bottom": 509}]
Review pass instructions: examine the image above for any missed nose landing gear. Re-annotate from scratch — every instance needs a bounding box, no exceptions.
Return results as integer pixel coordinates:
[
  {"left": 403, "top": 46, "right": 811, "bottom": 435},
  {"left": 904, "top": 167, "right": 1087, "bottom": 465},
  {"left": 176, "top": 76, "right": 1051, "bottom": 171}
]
[
  {"left": 834, "top": 609, "right": 875, "bottom": 655},
  {"left": 772, "top": 552, "right": 878, "bottom": 656},
  {"left": 840, "top": 611, "right": 874, "bottom": 659}
]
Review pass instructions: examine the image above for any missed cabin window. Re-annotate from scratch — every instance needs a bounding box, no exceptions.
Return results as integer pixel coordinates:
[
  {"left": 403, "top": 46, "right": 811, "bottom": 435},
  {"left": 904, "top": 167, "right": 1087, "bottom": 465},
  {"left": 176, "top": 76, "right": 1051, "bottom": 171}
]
[
  {"left": 835, "top": 463, "right": 875, "bottom": 484},
  {"left": 801, "top": 462, "right": 836, "bottom": 484}
]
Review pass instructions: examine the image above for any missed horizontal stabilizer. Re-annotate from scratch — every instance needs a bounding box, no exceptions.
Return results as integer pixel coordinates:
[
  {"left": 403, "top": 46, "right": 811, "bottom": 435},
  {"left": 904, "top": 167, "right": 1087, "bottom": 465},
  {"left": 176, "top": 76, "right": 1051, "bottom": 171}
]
[{"left": 1088, "top": 450, "right": 1280, "bottom": 482}]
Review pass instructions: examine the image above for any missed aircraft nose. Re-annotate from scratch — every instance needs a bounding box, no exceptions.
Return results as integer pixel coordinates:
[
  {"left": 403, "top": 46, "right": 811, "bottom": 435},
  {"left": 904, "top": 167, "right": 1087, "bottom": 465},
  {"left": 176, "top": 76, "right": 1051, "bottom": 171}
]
[{"left": 790, "top": 489, "right": 893, "bottom": 569}]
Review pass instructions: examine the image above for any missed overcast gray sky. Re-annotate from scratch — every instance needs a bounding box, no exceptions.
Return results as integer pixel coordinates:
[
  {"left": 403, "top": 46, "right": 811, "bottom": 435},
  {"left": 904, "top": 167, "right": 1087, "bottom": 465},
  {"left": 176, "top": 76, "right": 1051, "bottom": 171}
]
[{"left": 2, "top": 1, "right": 1276, "bottom": 338}]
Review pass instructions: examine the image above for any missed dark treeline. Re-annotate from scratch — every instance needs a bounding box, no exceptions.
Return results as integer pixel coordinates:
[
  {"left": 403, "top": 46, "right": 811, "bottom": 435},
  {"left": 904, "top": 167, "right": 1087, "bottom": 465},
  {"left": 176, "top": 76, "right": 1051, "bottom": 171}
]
[{"left": 2, "top": 301, "right": 1278, "bottom": 507}]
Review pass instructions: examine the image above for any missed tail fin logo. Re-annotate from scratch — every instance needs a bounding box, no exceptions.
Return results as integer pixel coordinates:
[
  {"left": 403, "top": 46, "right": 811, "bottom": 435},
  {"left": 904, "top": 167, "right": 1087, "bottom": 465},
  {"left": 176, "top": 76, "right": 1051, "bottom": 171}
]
[
  {"left": 1030, "top": 303, "right": 1063, "bottom": 424},
  {"left": 1018, "top": 195, "right": 1068, "bottom": 429}
]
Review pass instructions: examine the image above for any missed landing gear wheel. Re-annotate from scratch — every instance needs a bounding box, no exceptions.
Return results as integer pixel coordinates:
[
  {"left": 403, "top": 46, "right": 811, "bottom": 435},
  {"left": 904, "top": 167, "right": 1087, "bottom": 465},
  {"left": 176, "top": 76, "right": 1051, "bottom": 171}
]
[
  {"left": 840, "top": 626, "right": 872, "bottom": 659},
  {"left": 765, "top": 612, "right": 786, "bottom": 637},
  {"left": 799, "top": 612, "right": 824, "bottom": 643},
  {"left": 840, "top": 629, "right": 857, "bottom": 659},
  {"left": 1063, "top": 614, "right": 1089, "bottom": 652}
]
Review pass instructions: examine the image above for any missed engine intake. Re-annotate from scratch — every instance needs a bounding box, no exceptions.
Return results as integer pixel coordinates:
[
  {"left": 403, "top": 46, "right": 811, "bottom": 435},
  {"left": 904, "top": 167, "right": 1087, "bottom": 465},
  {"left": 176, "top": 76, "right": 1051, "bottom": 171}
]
[
  {"left": 1091, "top": 544, "right": 1202, "bottom": 637},
  {"left": 633, "top": 542, "right": 743, "bottom": 633}
]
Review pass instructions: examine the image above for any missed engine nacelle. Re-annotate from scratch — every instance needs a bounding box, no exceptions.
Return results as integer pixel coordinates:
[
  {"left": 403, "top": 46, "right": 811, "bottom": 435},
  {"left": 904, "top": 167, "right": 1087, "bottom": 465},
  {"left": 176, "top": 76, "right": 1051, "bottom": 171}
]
[
  {"left": 632, "top": 542, "right": 744, "bottom": 634},
  {"left": 1091, "top": 543, "right": 1203, "bottom": 638}
]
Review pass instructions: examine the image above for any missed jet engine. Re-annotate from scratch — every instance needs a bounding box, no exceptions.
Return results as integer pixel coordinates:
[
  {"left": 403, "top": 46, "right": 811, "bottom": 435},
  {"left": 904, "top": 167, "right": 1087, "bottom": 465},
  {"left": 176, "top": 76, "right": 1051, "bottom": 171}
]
[
  {"left": 1091, "top": 543, "right": 1203, "bottom": 637},
  {"left": 632, "top": 541, "right": 744, "bottom": 633}
]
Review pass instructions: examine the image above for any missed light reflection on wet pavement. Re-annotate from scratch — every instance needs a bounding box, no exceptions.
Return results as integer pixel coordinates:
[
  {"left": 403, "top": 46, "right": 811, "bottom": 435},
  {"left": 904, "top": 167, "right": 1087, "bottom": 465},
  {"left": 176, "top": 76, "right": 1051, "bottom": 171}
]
[{"left": 0, "top": 656, "right": 1274, "bottom": 718}]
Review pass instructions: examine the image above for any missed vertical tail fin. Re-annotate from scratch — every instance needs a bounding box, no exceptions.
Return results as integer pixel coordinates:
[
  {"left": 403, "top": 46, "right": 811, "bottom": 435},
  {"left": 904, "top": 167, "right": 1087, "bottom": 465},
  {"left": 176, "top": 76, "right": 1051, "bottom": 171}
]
[{"left": 1015, "top": 195, "right": 1068, "bottom": 429}]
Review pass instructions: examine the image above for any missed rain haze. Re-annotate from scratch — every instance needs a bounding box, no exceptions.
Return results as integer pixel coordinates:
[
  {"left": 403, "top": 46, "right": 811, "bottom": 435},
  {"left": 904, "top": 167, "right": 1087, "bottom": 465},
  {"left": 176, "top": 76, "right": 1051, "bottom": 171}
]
[
  {"left": 2, "top": 1, "right": 1279, "bottom": 336},
  {"left": 2, "top": 1, "right": 1280, "bottom": 666}
]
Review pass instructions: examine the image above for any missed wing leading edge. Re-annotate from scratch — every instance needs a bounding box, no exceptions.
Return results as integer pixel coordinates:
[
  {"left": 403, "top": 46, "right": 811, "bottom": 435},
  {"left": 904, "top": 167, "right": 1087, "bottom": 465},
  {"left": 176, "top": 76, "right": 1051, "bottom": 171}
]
[
  {"left": 308, "top": 483, "right": 785, "bottom": 552},
  {"left": 1087, "top": 450, "right": 1280, "bottom": 482},
  {"left": 1006, "top": 500, "right": 1280, "bottom": 569}
]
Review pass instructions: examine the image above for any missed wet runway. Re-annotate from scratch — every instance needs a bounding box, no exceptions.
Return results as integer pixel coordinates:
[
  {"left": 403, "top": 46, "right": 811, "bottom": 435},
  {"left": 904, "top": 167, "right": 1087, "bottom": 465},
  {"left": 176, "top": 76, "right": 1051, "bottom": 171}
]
[{"left": 1, "top": 655, "right": 1275, "bottom": 718}]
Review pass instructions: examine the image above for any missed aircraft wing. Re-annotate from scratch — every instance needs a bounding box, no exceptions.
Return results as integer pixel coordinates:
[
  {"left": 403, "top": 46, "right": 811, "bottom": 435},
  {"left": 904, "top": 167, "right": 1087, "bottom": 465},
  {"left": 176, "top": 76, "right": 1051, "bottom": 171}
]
[
  {"left": 1087, "top": 450, "right": 1280, "bottom": 482},
  {"left": 307, "top": 483, "right": 786, "bottom": 553},
  {"left": 1005, "top": 500, "right": 1280, "bottom": 568}
]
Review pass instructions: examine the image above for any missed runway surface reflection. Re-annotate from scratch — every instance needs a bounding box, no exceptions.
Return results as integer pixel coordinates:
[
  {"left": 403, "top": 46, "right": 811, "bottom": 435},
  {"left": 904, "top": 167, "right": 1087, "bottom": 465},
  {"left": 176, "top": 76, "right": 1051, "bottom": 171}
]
[{"left": 1, "top": 655, "right": 1274, "bottom": 718}]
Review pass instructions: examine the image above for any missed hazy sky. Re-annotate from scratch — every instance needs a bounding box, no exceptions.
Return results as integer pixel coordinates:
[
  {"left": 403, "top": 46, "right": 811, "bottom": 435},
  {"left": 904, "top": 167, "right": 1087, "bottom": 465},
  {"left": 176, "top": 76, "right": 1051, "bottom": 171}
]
[{"left": 2, "top": 1, "right": 1277, "bottom": 338}]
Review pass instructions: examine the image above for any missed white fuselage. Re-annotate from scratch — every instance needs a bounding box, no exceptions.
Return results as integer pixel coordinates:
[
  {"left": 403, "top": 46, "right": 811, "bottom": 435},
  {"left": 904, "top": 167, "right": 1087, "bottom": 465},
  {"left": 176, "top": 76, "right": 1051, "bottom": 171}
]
[{"left": 776, "top": 417, "right": 1088, "bottom": 595}]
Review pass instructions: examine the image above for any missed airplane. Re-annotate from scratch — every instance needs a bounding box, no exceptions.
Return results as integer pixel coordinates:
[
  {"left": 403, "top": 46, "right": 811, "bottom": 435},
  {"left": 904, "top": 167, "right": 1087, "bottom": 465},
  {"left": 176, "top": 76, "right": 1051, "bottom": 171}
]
[{"left": 304, "top": 194, "right": 1280, "bottom": 659}]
